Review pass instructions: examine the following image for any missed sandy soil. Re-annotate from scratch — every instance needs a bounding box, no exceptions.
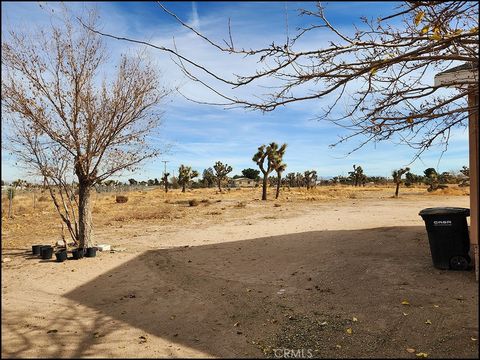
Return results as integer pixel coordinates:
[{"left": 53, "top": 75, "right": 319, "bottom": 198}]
[{"left": 1, "top": 188, "right": 478, "bottom": 358}]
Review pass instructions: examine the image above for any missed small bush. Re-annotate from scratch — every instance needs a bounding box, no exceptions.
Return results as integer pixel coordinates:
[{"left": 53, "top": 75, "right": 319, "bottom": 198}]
[
  {"left": 189, "top": 199, "right": 199, "bottom": 207},
  {"left": 116, "top": 195, "right": 129, "bottom": 203},
  {"left": 234, "top": 201, "right": 247, "bottom": 208},
  {"left": 37, "top": 196, "right": 49, "bottom": 202}
]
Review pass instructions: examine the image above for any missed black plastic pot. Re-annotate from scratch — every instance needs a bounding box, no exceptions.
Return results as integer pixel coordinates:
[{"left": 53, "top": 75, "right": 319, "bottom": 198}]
[
  {"left": 85, "top": 247, "right": 97, "bottom": 258},
  {"left": 40, "top": 246, "right": 53, "bottom": 260},
  {"left": 55, "top": 250, "right": 67, "bottom": 262},
  {"left": 71, "top": 248, "right": 85, "bottom": 260},
  {"left": 32, "top": 244, "right": 42, "bottom": 255}
]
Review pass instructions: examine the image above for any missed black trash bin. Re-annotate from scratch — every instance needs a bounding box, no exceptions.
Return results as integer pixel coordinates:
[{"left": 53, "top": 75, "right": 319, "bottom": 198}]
[{"left": 419, "top": 207, "right": 471, "bottom": 270}]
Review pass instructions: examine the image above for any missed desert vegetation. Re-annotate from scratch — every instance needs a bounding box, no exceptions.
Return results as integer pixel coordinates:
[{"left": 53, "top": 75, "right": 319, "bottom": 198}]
[{"left": 1, "top": 182, "right": 469, "bottom": 251}]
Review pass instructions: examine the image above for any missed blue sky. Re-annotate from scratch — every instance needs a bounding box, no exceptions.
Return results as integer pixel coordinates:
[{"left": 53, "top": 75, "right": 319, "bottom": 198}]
[{"left": 1, "top": 1, "right": 470, "bottom": 182}]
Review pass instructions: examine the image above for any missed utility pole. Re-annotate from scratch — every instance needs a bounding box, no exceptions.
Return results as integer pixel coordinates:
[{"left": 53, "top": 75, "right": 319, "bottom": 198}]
[{"left": 161, "top": 160, "right": 169, "bottom": 177}]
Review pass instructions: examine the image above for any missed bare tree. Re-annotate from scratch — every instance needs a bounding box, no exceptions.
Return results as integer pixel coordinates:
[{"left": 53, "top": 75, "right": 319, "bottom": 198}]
[
  {"left": 84, "top": 2, "right": 478, "bottom": 158},
  {"left": 392, "top": 167, "right": 410, "bottom": 197},
  {"left": 213, "top": 161, "right": 233, "bottom": 192},
  {"left": 1, "top": 10, "right": 168, "bottom": 249}
]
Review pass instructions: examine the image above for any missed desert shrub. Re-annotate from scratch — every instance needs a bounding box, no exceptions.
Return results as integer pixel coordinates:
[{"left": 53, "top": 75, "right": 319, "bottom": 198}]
[
  {"left": 189, "top": 199, "right": 199, "bottom": 207},
  {"left": 37, "top": 196, "right": 49, "bottom": 202},
  {"left": 200, "top": 199, "right": 211, "bottom": 206},
  {"left": 235, "top": 201, "right": 247, "bottom": 208},
  {"left": 116, "top": 195, "right": 129, "bottom": 203},
  {"left": 274, "top": 203, "right": 281, "bottom": 207}
]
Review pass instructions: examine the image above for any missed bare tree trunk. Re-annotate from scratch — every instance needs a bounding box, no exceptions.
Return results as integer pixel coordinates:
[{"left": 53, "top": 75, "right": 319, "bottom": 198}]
[
  {"left": 276, "top": 174, "right": 282, "bottom": 199},
  {"left": 395, "top": 182, "right": 400, "bottom": 197},
  {"left": 262, "top": 176, "right": 268, "bottom": 200},
  {"left": 182, "top": 184, "right": 186, "bottom": 193},
  {"left": 218, "top": 178, "right": 222, "bottom": 192},
  {"left": 78, "top": 182, "right": 92, "bottom": 250}
]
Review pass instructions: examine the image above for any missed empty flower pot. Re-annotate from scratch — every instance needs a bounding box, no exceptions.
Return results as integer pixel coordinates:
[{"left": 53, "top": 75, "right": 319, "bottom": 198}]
[
  {"left": 32, "top": 244, "right": 42, "bottom": 255},
  {"left": 55, "top": 250, "right": 67, "bottom": 262},
  {"left": 40, "top": 246, "right": 53, "bottom": 260},
  {"left": 71, "top": 248, "right": 84, "bottom": 260},
  {"left": 85, "top": 247, "right": 97, "bottom": 258}
]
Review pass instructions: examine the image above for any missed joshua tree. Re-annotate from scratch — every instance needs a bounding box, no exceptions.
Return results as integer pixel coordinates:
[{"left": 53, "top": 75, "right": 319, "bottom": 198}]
[
  {"left": 274, "top": 163, "right": 287, "bottom": 199},
  {"left": 253, "top": 145, "right": 273, "bottom": 201},
  {"left": 202, "top": 168, "right": 215, "bottom": 188},
  {"left": 392, "top": 167, "right": 410, "bottom": 197},
  {"left": 424, "top": 168, "right": 439, "bottom": 192},
  {"left": 161, "top": 172, "right": 170, "bottom": 192},
  {"left": 178, "top": 165, "right": 199, "bottom": 192},
  {"left": 295, "top": 172, "right": 305, "bottom": 187},
  {"left": 253, "top": 142, "right": 287, "bottom": 200},
  {"left": 304, "top": 170, "right": 317, "bottom": 190},
  {"left": 242, "top": 168, "right": 260, "bottom": 180},
  {"left": 348, "top": 165, "right": 366, "bottom": 187},
  {"left": 270, "top": 145, "right": 287, "bottom": 199},
  {"left": 213, "top": 161, "right": 233, "bottom": 191},
  {"left": 285, "top": 172, "right": 296, "bottom": 188},
  {"left": 458, "top": 166, "right": 470, "bottom": 187}
]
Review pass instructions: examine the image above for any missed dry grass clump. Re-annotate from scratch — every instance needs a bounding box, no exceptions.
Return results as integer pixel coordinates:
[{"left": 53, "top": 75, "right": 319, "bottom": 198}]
[
  {"left": 189, "top": 199, "right": 199, "bottom": 207},
  {"left": 428, "top": 186, "right": 469, "bottom": 196},
  {"left": 234, "top": 201, "right": 247, "bottom": 208},
  {"left": 115, "top": 195, "right": 128, "bottom": 203}
]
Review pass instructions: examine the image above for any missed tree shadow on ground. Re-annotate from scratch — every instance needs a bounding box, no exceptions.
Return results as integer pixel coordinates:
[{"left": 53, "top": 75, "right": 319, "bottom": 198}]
[
  {"left": 64, "top": 226, "right": 478, "bottom": 358},
  {"left": 4, "top": 226, "right": 478, "bottom": 358}
]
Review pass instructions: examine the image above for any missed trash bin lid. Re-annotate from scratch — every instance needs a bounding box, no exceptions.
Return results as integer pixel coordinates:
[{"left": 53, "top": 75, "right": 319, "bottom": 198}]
[{"left": 418, "top": 207, "right": 470, "bottom": 216}]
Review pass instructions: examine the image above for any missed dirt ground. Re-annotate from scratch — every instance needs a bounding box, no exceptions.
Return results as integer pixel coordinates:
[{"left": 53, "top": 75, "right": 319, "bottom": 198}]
[{"left": 1, "top": 186, "right": 478, "bottom": 358}]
